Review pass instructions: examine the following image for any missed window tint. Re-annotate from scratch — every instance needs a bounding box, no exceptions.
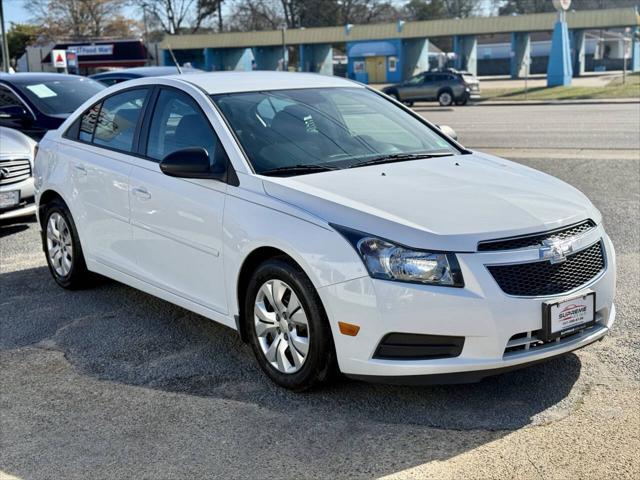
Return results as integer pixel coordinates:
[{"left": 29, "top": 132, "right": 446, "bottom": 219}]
[
  {"left": 0, "top": 86, "right": 23, "bottom": 109},
  {"left": 405, "top": 74, "right": 424, "bottom": 86},
  {"left": 13, "top": 77, "right": 105, "bottom": 115},
  {"left": 146, "top": 89, "right": 224, "bottom": 169},
  {"left": 79, "top": 102, "right": 101, "bottom": 142},
  {"left": 93, "top": 89, "right": 147, "bottom": 152}
]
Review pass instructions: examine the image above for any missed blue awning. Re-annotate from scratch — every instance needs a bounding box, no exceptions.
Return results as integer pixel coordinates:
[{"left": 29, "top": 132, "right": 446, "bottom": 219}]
[{"left": 348, "top": 41, "right": 397, "bottom": 58}]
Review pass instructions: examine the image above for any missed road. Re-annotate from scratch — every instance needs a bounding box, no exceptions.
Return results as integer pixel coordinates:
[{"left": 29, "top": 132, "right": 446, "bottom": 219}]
[
  {"left": 418, "top": 102, "right": 640, "bottom": 151},
  {"left": 1, "top": 103, "right": 639, "bottom": 480}
]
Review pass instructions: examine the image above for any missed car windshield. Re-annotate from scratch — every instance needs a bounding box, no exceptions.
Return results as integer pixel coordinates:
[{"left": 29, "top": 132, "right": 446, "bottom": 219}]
[
  {"left": 14, "top": 77, "right": 105, "bottom": 115},
  {"left": 212, "top": 87, "right": 458, "bottom": 175}
]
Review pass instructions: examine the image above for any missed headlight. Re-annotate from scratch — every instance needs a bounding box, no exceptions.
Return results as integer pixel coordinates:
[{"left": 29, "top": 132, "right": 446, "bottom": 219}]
[{"left": 333, "top": 225, "right": 464, "bottom": 287}]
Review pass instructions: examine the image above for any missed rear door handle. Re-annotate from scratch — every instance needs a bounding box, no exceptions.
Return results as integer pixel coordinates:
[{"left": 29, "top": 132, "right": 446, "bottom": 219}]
[
  {"left": 74, "top": 164, "right": 87, "bottom": 175},
  {"left": 131, "top": 186, "right": 151, "bottom": 200}
]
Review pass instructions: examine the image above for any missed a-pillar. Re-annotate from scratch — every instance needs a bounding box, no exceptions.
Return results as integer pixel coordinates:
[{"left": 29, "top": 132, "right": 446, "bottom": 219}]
[
  {"left": 510, "top": 32, "right": 530, "bottom": 79},
  {"left": 571, "top": 29, "right": 586, "bottom": 77},
  {"left": 299, "top": 44, "right": 333, "bottom": 75},
  {"left": 453, "top": 35, "right": 477, "bottom": 76},
  {"left": 547, "top": 13, "right": 573, "bottom": 86}
]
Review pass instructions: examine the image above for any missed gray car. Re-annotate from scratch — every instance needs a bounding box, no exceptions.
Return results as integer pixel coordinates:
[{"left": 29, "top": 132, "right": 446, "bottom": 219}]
[
  {"left": 383, "top": 70, "right": 481, "bottom": 107},
  {"left": 0, "top": 127, "right": 37, "bottom": 221}
]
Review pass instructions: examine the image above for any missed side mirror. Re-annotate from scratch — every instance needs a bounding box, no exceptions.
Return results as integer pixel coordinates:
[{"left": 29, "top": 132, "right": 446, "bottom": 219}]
[
  {"left": 0, "top": 105, "right": 30, "bottom": 121},
  {"left": 437, "top": 125, "right": 458, "bottom": 141},
  {"left": 160, "top": 147, "right": 225, "bottom": 180}
]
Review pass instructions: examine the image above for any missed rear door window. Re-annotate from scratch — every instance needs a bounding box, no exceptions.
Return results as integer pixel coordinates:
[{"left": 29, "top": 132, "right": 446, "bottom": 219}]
[
  {"left": 93, "top": 89, "right": 148, "bottom": 153},
  {"left": 79, "top": 102, "right": 101, "bottom": 142}
]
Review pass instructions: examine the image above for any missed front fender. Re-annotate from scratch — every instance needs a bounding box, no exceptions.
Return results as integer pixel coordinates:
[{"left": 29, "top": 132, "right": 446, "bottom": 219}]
[{"left": 223, "top": 192, "right": 367, "bottom": 317}]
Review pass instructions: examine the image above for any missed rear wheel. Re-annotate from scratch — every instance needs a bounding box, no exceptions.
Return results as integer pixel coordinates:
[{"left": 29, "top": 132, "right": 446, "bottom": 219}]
[
  {"left": 455, "top": 95, "right": 468, "bottom": 106},
  {"left": 438, "top": 90, "right": 454, "bottom": 107},
  {"left": 42, "top": 199, "right": 91, "bottom": 289},
  {"left": 244, "top": 258, "right": 336, "bottom": 391}
]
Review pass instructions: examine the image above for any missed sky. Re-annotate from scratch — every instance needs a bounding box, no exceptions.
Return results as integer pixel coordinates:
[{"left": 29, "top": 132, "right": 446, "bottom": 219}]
[{"left": 2, "top": 0, "right": 496, "bottom": 31}]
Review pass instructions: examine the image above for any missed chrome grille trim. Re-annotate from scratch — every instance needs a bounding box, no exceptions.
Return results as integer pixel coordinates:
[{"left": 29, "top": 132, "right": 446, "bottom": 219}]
[
  {"left": 0, "top": 157, "right": 31, "bottom": 186},
  {"left": 478, "top": 219, "right": 596, "bottom": 252}
]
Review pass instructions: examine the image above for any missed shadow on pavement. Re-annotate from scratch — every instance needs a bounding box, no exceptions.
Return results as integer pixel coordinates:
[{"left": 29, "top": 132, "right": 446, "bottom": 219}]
[{"left": 2, "top": 266, "right": 582, "bottom": 433}]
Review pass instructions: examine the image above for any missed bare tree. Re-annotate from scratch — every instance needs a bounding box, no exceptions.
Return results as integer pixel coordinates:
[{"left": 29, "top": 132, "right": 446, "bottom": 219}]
[{"left": 32, "top": 0, "right": 136, "bottom": 39}]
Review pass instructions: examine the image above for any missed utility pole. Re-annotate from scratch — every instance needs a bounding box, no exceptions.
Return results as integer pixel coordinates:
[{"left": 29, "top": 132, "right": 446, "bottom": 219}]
[
  {"left": 281, "top": 26, "right": 287, "bottom": 71},
  {"left": 0, "top": 0, "right": 10, "bottom": 73}
]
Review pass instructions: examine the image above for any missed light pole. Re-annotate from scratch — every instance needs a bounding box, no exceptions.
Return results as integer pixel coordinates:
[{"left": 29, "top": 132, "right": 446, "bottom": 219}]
[
  {"left": 0, "top": 0, "right": 10, "bottom": 73},
  {"left": 281, "top": 25, "right": 287, "bottom": 71}
]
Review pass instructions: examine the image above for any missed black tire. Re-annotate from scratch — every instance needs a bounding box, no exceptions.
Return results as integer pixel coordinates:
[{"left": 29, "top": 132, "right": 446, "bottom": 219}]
[
  {"left": 455, "top": 95, "right": 468, "bottom": 106},
  {"left": 438, "top": 90, "right": 454, "bottom": 107},
  {"left": 389, "top": 91, "right": 401, "bottom": 102},
  {"left": 41, "top": 198, "right": 92, "bottom": 289},
  {"left": 403, "top": 100, "right": 414, "bottom": 107},
  {"left": 243, "top": 257, "right": 336, "bottom": 391}
]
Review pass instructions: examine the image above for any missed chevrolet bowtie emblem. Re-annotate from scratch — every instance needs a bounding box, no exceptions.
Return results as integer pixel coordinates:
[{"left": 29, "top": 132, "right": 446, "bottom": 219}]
[{"left": 539, "top": 238, "right": 574, "bottom": 264}]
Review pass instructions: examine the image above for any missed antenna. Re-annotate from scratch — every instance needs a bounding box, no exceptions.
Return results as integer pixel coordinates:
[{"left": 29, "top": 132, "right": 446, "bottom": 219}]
[{"left": 166, "top": 44, "right": 183, "bottom": 74}]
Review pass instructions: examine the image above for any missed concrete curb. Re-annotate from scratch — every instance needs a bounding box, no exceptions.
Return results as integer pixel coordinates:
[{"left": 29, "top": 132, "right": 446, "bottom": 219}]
[
  {"left": 473, "top": 98, "right": 640, "bottom": 106},
  {"left": 477, "top": 148, "right": 640, "bottom": 161}
]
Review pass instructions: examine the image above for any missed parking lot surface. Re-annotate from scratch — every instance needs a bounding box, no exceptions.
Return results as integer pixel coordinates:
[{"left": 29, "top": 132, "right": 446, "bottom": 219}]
[{"left": 1, "top": 103, "right": 639, "bottom": 479}]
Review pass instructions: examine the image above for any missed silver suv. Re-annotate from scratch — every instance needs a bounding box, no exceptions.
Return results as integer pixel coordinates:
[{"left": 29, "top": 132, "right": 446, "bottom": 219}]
[
  {"left": 0, "top": 127, "right": 37, "bottom": 221},
  {"left": 383, "top": 70, "right": 481, "bottom": 107}
]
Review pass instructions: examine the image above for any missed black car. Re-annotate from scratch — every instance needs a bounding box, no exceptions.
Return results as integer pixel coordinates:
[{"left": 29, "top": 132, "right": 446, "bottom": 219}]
[
  {"left": 0, "top": 73, "right": 105, "bottom": 140},
  {"left": 382, "top": 70, "right": 481, "bottom": 107},
  {"left": 89, "top": 66, "right": 203, "bottom": 86}
]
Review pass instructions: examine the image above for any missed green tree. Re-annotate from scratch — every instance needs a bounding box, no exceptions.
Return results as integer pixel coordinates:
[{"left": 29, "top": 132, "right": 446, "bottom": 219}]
[
  {"left": 7, "top": 24, "right": 40, "bottom": 63},
  {"left": 403, "top": 0, "right": 478, "bottom": 21}
]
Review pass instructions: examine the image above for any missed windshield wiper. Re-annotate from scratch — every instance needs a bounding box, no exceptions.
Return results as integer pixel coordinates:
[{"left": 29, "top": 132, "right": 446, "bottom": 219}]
[
  {"left": 348, "top": 152, "right": 454, "bottom": 169},
  {"left": 260, "top": 164, "right": 339, "bottom": 177}
]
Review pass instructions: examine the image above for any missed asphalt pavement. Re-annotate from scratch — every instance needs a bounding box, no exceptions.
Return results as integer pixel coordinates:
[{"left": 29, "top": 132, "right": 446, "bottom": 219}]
[{"left": 1, "top": 103, "right": 639, "bottom": 480}]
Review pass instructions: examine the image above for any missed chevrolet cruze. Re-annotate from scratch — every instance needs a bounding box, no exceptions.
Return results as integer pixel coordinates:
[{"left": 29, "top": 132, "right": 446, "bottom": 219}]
[{"left": 33, "top": 72, "right": 616, "bottom": 390}]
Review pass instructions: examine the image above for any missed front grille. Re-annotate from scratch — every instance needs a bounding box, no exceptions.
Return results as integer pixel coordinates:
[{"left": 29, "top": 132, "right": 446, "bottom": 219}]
[
  {"left": 487, "top": 241, "right": 605, "bottom": 296},
  {"left": 478, "top": 220, "right": 596, "bottom": 252},
  {"left": 0, "top": 158, "right": 31, "bottom": 186},
  {"left": 503, "top": 320, "right": 605, "bottom": 358},
  {"left": 374, "top": 333, "right": 464, "bottom": 360}
]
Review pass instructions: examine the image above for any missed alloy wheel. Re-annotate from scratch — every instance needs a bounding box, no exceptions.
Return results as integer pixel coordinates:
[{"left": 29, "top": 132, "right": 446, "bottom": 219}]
[
  {"left": 46, "top": 212, "right": 73, "bottom": 277},
  {"left": 254, "top": 279, "right": 310, "bottom": 374}
]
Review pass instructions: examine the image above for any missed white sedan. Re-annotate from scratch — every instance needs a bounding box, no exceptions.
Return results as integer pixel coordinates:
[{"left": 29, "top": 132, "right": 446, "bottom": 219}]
[{"left": 34, "top": 72, "right": 616, "bottom": 390}]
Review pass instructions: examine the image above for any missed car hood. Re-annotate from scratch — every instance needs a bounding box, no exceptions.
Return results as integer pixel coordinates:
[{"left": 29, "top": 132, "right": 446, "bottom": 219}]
[
  {"left": 0, "top": 126, "right": 36, "bottom": 158},
  {"left": 261, "top": 151, "right": 600, "bottom": 252}
]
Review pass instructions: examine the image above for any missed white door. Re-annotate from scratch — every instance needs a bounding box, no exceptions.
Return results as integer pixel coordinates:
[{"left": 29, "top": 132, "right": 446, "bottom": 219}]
[
  {"left": 64, "top": 88, "right": 150, "bottom": 274},
  {"left": 128, "top": 87, "right": 228, "bottom": 314}
]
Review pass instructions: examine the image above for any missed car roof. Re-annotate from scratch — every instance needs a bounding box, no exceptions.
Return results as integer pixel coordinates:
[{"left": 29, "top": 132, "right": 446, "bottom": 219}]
[
  {"left": 90, "top": 66, "right": 203, "bottom": 79},
  {"left": 0, "top": 72, "right": 89, "bottom": 84},
  {"left": 166, "top": 71, "right": 362, "bottom": 94}
]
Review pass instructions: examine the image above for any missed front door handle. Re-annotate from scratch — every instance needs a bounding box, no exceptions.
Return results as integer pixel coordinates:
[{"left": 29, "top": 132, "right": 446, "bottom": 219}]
[
  {"left": 74, "top": 164, "right": 87, "bottom": 175},
  {"left": 131, "top": 186, "right": 152, "bottom": 200}
]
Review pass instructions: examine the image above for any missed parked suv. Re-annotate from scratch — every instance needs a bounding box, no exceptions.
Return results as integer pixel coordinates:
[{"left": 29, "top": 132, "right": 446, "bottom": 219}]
[{"left": 383, "top": 70, "right": 481, "bottom": 106}]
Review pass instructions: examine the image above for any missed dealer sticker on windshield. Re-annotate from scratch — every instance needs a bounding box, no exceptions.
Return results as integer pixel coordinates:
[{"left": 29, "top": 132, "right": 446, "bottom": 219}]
[{"left": 542, "top": 292, "right": 596, "bottom": 341}]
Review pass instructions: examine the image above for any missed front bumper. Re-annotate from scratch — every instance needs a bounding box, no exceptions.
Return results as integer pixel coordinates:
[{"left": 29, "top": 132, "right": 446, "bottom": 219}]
[
  {"left": 318, "top": 230, "right": 616, "bottom": 382},
  {"left": 0, "top": 178, "right": 35, "bottom": 221}
]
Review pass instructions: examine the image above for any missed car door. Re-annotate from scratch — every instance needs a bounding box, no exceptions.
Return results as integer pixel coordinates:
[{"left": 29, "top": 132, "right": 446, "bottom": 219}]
[
  {"left": 62, "top": 87, "right": 151, "bottom": 274},
  {"left": 399, "top": 73, "right": 425, "bottom": 101},
  {"left": 128, "top": 87, "right": 228, "bottom": 314},
  {"left": 420, "top": 74, "right": 439, "bottom": 100},
  {"left": 0, "top": 84, "right": 42, "bottom": 138}
]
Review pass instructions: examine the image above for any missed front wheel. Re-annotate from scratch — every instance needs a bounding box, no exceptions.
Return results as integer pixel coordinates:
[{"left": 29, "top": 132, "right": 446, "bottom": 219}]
[
  {"left": 244, "top": 258, "right": 336, "bottom": 391},
  {"left": 438, "top": 90, "right": 454, "bottom": 107}
]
